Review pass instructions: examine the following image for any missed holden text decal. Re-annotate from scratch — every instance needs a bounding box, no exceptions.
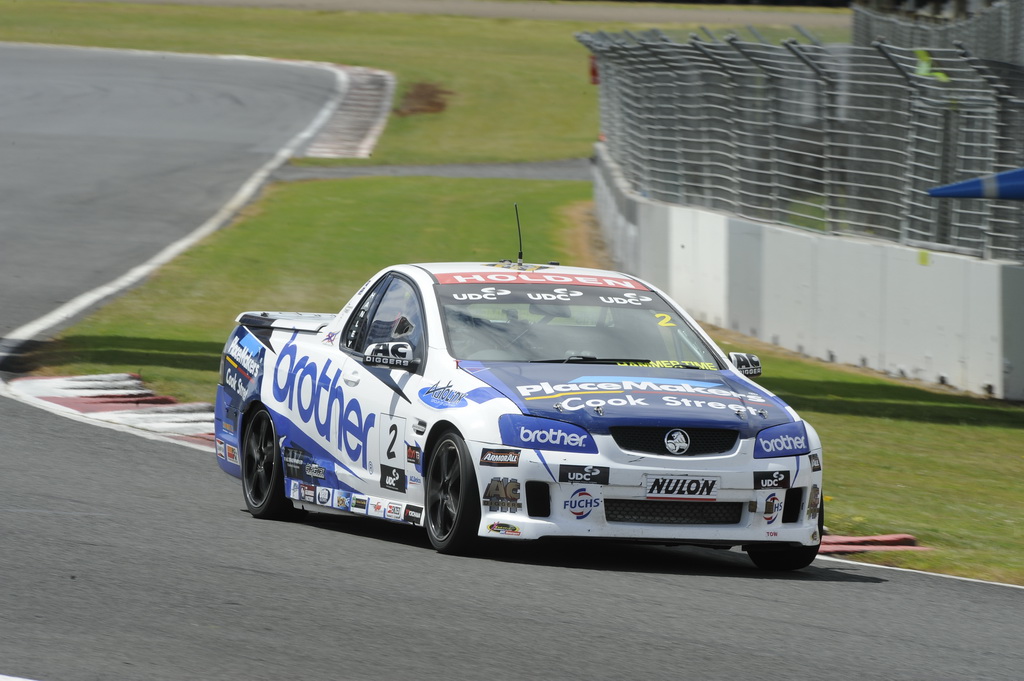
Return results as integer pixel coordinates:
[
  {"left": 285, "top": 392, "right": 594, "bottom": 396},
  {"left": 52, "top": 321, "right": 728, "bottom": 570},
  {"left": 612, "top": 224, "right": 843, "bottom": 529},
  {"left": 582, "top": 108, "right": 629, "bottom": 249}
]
[{"left": 435, "top": 272, "right": 648, "bottom": 289}]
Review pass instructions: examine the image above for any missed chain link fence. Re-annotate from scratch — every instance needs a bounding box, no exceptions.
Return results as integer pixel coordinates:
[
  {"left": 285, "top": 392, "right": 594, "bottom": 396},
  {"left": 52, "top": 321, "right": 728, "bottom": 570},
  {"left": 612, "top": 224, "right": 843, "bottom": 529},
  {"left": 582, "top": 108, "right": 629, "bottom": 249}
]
[{"left": 577, "top": 26, "right": 1024, "bottom": 262}]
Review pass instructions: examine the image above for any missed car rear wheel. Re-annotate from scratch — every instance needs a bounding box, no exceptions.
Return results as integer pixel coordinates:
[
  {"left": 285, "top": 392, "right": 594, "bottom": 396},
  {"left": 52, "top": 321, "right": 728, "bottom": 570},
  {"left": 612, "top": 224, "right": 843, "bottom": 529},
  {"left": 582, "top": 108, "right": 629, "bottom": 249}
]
[
  {"left": 425, "top": 430, "right": 480, "bottom": 554},
  {"left": 241, "top": 407, "right": 291, "bottom": 519},
  {"left": 746, "top": 500, "right": 824, "bottom": 571}
]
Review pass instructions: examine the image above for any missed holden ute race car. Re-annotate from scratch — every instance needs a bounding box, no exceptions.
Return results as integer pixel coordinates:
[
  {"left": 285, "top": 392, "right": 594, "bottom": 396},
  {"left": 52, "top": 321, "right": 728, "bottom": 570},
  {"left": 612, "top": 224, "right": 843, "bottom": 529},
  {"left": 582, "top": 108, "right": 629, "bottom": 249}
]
[{"left": 214, "top": 261, "right": 823, "bottom": 570}]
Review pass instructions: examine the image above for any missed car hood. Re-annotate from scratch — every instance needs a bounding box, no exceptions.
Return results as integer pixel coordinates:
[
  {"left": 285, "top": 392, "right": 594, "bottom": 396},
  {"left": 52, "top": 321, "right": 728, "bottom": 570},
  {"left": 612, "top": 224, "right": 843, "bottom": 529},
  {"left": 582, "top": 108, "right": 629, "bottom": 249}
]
[{"left": 458, "top": 361, "right": 795, "bottom": 436}]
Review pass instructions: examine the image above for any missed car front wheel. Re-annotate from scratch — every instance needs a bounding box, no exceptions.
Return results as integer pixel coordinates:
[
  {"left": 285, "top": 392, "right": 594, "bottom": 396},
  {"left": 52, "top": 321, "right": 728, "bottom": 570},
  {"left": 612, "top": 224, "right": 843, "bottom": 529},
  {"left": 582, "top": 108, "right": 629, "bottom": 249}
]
[
  {"left": 425, "top": 430, "right": 480, "bottom": 554},
  {"left": 746, "top": 500, "right": 824, "bottom": 571}
]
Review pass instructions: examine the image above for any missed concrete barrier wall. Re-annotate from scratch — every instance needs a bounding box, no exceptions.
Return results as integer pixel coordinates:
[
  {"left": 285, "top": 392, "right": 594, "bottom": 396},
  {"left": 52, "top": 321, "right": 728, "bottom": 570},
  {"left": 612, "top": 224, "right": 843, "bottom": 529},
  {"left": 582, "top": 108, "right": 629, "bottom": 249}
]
[{"left": 593, "top": 143, "right": 1024, "bottom": 400}]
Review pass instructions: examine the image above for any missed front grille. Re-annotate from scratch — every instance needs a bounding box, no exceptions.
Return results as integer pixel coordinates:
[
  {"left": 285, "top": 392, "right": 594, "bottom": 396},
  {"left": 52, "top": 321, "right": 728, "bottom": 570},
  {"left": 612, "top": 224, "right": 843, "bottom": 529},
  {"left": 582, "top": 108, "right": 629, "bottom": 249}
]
[
  {"left": 605, "top": 499, "right": 743, "bottom": 525},
  {"left": 609, "top": 426, "right": 738, "bottom": 456}
]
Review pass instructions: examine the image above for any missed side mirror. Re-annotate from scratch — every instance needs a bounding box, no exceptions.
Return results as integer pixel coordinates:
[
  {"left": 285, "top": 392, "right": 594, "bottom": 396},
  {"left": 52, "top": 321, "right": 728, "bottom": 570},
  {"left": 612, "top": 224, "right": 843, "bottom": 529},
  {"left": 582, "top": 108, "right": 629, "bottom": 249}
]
[
  {"left": 362, "top": 342, "right": 420, "bottom": 370},
  {"left": 729, "top": 352, "right": 761, "bottom": 378}
]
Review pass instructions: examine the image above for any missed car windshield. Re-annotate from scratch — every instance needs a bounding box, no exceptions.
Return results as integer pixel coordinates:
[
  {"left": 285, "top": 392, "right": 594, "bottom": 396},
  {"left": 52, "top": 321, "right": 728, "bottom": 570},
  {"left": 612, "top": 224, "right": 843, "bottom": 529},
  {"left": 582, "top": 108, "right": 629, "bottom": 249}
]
[{"left": 436, "top": 282, "right": 722, "bottom": 368}]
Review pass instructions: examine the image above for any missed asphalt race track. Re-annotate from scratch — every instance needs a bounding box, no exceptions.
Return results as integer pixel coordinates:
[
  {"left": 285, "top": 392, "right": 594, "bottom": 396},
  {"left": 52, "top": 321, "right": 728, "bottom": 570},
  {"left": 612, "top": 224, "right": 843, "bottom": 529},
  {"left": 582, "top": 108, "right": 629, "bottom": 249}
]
[
  {"left": 0, "top": 43, "right": 337, "bottom": 341},
  {"left": 1, "top": 40, "right": 1023, "bottom": 681}
]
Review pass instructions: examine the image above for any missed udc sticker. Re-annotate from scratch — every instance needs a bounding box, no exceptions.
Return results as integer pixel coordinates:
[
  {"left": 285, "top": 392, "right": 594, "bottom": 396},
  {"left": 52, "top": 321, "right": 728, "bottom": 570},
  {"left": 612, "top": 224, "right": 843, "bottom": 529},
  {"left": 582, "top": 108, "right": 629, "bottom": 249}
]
[{"left": 754, "top": 471, "right": 791, "bottom": 489}]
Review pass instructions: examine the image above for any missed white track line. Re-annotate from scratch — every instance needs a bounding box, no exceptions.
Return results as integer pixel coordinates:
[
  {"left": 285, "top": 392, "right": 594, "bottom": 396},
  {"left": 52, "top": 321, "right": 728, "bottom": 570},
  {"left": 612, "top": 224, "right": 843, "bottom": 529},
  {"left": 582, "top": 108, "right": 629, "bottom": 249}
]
[{"left": 816, "top": 555, "right": 1024, "bottom": 590}]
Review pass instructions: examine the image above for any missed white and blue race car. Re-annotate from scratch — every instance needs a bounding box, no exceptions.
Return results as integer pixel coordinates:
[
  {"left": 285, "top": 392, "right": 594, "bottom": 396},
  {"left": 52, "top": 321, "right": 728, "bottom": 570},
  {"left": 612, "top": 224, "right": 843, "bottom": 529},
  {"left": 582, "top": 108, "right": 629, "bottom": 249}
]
[{"left": 214, "top": 261, "right": 823, "bottom": 570}]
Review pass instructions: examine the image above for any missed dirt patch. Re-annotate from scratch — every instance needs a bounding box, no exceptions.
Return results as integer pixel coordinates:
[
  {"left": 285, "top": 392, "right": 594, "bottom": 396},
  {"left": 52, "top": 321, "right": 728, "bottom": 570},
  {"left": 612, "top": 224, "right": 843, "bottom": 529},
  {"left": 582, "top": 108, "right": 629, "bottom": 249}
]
[
  {"left": 393, "top": 82, "right": 453, "bottom": 116},
  {"left": 559, "top": 200, "right": 613, "bottom": 270}
]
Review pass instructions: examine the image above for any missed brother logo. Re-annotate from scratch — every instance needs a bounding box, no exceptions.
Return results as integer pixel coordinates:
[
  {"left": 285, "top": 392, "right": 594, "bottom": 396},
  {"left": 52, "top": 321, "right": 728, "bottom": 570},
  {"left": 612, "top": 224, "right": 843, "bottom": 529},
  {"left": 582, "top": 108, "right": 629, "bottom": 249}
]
[
  {"left": 758, "top": 434, "right": 806, "bottom": 453},
  {"left": 497, "top": 415, "right": 599, "bottom": 453},
  {"left": 519, "top": 426, "right": 588, "bottom": 448},
  {"left": 753, "top": 422, "right": 811, "bottom": 459}
]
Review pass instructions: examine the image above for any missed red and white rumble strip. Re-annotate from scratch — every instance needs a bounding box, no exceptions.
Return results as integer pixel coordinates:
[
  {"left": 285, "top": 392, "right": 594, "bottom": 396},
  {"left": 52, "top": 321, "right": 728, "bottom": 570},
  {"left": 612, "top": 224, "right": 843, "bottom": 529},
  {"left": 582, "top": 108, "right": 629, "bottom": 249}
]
[{"left": 5, "top": 374, "right": 214, "bottom": 450}]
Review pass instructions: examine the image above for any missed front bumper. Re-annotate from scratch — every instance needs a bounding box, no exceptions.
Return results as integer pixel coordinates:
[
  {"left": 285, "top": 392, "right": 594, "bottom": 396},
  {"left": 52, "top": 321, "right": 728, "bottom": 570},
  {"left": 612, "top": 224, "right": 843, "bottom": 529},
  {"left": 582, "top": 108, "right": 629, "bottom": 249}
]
[{"left": 470, "top": 435, "right": 823, "bottom": 548}]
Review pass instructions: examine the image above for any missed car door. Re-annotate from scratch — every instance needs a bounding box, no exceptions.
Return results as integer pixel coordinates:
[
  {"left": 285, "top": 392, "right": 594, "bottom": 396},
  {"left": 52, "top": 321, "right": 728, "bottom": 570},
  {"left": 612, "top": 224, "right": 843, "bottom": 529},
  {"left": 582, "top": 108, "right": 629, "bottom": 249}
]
[{"left": 340, "top": 273, "right": 429, "bottom": 514}]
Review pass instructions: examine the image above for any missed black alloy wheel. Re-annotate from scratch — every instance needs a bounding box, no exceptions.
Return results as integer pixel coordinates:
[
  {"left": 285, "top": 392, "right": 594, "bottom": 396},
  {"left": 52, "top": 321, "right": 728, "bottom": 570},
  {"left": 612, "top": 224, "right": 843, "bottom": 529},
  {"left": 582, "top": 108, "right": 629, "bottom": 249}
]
[
  {"left": 425, "top": 430, "right": 480, "bottom": 554},
  {"left": 241, "top": 407, "right": 291, "bottom": 519}
]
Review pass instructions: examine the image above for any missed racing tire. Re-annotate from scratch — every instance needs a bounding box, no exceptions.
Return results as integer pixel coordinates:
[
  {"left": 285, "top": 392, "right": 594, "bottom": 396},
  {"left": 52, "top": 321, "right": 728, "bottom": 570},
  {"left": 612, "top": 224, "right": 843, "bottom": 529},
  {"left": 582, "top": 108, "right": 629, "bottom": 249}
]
[
  {"left": 746, "top": 500, "right": 824, "bottom": 572},
  {"left": 241, "top": 407, "right": 292, "bottom": 520},
  {"left": 425, "top": 430, "right": 480, "bottom": 555}
]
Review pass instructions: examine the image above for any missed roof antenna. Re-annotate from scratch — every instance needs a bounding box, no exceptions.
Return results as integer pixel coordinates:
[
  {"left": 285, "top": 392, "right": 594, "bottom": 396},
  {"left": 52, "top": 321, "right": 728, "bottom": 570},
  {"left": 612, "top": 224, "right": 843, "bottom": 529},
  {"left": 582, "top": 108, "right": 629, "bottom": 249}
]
[{"left": 514, "top": 203, "right": 524, "bottom": 269}]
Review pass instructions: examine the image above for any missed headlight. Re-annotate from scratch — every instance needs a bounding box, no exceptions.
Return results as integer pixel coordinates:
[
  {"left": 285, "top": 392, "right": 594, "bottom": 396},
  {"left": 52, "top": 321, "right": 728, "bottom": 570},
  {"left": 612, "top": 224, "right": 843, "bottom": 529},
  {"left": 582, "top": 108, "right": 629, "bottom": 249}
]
[
  {"left": 498, "top": 414, "right": 598, "bottom": 453},
  {"left": 753, "top": 421, "right": 810, "bottom": 459}
]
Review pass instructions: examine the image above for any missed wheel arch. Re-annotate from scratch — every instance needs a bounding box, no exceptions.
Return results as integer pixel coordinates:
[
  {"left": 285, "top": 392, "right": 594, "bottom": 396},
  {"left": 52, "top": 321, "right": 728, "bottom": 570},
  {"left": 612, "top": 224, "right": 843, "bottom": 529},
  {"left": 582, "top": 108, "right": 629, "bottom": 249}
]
[
  {"left": 421, "top": 419, "right": 461, "bottom": 473},
  {"left": 239, "top": 399, "right": 269, "bottom": 440}
]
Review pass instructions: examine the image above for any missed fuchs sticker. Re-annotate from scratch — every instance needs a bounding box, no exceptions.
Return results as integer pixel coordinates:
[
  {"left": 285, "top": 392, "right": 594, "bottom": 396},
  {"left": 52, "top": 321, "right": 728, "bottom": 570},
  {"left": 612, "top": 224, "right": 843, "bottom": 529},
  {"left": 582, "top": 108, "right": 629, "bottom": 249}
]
[
  {"left": 480, "top": 449, "right": 521, "bottom": 467},
  {"left": 558, "top": 465, "right": 610, "bottom": 485},
  {"left": 564, "top": 487, "right": 602, "bottom": 520},
  {"left": 498, "top": 414, "right": 598, "bottom": 453},
  {"left": 754, "top": 422, "right": 810, "bottom": 458},
  {"left": 754, "top": 471, "right": 792, "bottom": 489},
  {"left": 380, "top": 464, "right": 407, "bottom": 493},
  {"left": 646, "top": 475, "right": 719, "bottom": 500},
  {"left": 418, "top": 381, "right": 468, "bottom": 409},
  {"left": 363, "top": 342, "right": 415, "bottom": 368},
  {"left": 763, "top": 492, "right": 783, "bottom": 524}
]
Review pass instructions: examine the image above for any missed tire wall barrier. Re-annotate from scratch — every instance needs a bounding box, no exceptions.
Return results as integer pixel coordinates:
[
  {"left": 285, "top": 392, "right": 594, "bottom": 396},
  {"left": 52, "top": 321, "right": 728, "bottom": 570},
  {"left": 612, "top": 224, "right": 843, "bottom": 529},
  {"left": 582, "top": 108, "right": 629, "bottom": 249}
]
[{"left": 593, "top": 142, "right": 1024, "bottom": 401}]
